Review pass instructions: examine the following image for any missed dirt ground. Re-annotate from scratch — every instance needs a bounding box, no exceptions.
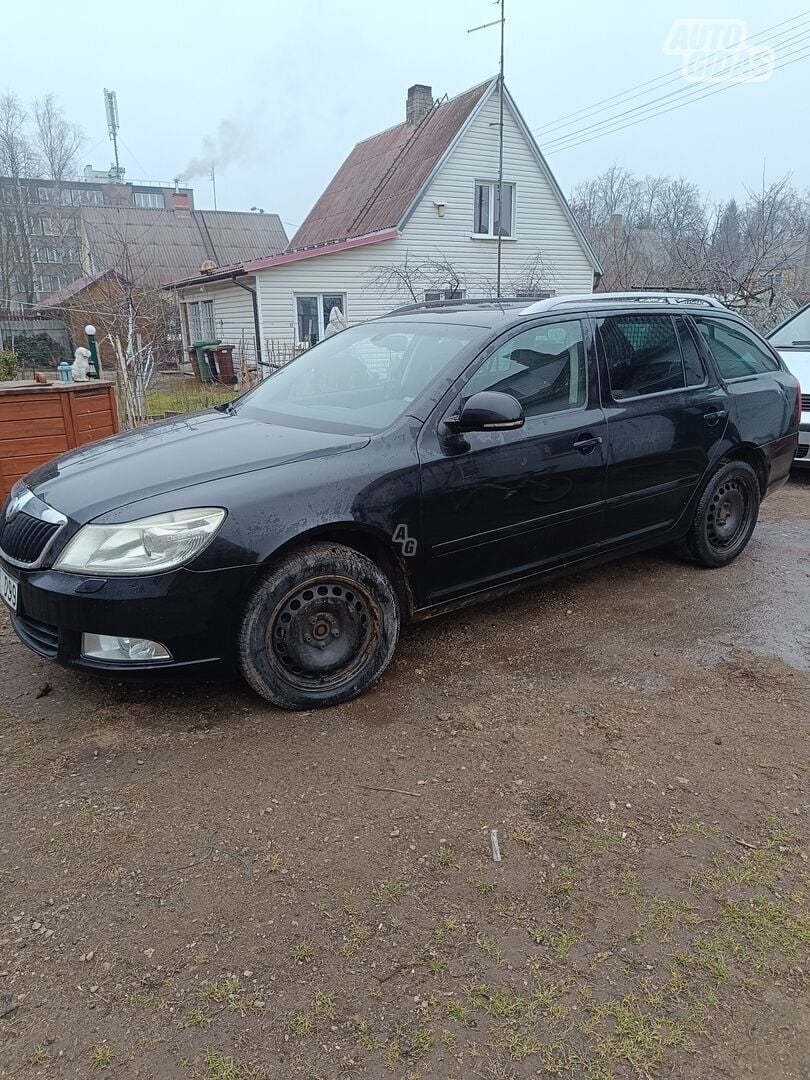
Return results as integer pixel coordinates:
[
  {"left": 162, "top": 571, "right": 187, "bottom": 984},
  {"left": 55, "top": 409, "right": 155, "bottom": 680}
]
[{"left": 1, "top": 478, "right": 808, "bottom": 1080}]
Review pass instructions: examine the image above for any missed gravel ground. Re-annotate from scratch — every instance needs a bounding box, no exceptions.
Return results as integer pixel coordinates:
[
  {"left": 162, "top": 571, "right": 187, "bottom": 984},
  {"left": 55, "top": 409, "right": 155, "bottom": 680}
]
[{"left": 1, "top": 477, "right": 808, "bottom": 1080}]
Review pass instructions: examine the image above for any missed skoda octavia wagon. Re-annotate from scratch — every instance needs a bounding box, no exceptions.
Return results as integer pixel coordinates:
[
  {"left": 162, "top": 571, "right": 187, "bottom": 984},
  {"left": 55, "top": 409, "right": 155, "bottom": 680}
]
[{"left": 0, "top": 293, "right": 800, "bottom": 709}]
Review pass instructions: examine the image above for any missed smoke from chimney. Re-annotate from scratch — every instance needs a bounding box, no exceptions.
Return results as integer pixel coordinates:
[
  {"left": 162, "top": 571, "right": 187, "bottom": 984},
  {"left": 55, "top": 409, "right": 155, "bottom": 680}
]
[{"left": 177, "top": 118, "right": 253, "bottom": 183}]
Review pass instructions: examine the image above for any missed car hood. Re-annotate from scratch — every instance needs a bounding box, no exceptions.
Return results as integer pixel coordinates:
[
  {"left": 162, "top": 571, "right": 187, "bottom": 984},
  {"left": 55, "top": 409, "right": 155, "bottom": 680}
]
[
  {"left": 775, "top": 347, "right": 810, "bottom": 418},
  {"left": 23, "top": 409, "right": 369, "bottom": 522}
]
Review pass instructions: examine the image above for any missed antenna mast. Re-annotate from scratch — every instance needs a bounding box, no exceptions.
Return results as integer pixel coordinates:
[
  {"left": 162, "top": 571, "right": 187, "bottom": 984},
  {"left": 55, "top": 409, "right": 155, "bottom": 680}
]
[
  {"left": 469, "top": 0, "right": 506, "bottom": 297},
  {"left": 103, "top": 89, "right": 123, "bottom": 182},
  {"left": 210, "top": 163, "right": 217, "bottom": 210}
]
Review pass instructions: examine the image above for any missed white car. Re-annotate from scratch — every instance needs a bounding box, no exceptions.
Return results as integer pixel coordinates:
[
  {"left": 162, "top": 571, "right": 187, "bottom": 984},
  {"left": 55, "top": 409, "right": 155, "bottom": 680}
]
[{"left": 768, "top": 305, "right": 810, "bottom": 468}]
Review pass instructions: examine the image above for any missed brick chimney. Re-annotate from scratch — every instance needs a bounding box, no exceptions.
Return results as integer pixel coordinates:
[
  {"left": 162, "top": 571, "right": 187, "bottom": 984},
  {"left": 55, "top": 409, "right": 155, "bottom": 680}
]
[
  {"left": 171, "top": 191, "right": 190, "bottom": 211},
  {"left": 406, "top": 84, "right": 433, "bottom": 126}
]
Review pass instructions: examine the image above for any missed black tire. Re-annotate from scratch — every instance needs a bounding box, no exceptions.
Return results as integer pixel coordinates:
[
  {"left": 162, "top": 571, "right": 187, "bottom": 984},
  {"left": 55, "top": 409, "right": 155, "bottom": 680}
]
[
  {"left": 680, "top": 460, "right": 761, "bottom": 568},
  {"left": 238, "top": 542, "right": 400, "bottom": 710}
]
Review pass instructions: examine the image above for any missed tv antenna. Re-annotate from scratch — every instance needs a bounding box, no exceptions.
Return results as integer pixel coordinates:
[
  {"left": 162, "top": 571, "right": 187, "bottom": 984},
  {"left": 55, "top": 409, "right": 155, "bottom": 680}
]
[{"left": 469, "top": 0, "right": 506, "bottom": 297}]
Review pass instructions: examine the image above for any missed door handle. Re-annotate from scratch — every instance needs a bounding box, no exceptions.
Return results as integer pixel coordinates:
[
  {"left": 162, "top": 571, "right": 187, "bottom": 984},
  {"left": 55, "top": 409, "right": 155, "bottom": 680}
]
[
  {"left": 703, "top": 408, "right": 728, "bottom": 425},
  {"left": 573, "top": 433, "right": 603, "bottom": 454}
]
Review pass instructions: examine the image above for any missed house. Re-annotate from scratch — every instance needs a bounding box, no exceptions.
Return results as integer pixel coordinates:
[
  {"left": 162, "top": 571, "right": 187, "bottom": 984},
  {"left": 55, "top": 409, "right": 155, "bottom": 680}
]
[
  {"left": 166, "top": 77, "right": 601, "bottom": 367},
  {"left": 0, "top": 170, "right": 195, "bottom": 308},
  {"left": 35, "top": 209, "right": 289, "bottom": 367}
]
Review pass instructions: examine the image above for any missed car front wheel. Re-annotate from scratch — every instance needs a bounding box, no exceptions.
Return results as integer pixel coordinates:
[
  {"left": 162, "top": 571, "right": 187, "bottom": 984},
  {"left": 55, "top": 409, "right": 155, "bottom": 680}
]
[
  {"left": 681, "top": 460, "right": 761, "bottom": 568},
  {"left": 238, "top": 542, "right": 400, "bottom": 709}
]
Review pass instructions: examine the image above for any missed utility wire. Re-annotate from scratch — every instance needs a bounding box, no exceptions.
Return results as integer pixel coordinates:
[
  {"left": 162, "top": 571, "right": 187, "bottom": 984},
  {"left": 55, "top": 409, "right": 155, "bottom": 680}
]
[
  {"left": 545, "top": 44, "right": 810, "bottom": 155},
  {"left": 532, "top": 10, "right": 809, "bottom": 136},
  {"left": 541, "top": 27, "right": 810, "bottom": 150}
]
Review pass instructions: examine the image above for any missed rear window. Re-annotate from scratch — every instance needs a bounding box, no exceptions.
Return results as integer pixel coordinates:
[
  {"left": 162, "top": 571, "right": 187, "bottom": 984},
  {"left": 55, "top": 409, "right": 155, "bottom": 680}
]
[
  {"left": 768, "top": 306, "right": 810, "bottom": 348},
  {"left": 694, "top": 317, "right": 779, "bottom": 379},
  {"left": 598, "top": 314, "right": 700, "bottom": 399}
]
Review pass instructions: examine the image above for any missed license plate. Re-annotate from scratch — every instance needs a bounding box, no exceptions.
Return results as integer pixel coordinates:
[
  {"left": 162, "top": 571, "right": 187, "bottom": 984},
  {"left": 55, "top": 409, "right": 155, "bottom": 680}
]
[{"left": 0, "top": 564, "right": 18, "bottom": 612}]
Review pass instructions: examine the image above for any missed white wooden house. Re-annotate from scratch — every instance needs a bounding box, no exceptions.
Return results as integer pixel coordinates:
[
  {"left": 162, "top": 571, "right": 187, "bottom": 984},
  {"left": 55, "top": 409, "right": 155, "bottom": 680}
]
[{"left": 168, "top": 78, "right": 601, "bottom": 369}]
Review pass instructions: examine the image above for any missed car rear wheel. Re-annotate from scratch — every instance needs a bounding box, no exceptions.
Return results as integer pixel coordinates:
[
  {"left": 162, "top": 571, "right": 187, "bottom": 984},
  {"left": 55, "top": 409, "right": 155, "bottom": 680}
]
[
  {"left": 239, "top": 542, "right": 400, "bottom": 710},
  {"left": 680, "top": 460, "right": 760, "bottom": 568}
]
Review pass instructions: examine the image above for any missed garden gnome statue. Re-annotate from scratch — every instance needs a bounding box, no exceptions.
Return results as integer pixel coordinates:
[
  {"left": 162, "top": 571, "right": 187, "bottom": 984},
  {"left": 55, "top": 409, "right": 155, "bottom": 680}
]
[{"left": 72, "top": 346, "right": 92, "bottom": 382}]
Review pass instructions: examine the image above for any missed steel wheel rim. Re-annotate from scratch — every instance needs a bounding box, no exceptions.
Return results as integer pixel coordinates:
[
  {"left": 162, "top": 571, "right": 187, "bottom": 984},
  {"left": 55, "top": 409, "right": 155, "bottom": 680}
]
[
  {"left": 266, "top": 575, "right": 380, "bottom": 691},
  {"left": 706, "top": 478, "right": 750, "bottom": 551}
]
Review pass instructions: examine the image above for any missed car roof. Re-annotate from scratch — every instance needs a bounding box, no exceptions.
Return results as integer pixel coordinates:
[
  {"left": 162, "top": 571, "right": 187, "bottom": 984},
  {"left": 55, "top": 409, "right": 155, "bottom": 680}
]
[{"left": 381, "top": 292, "right": 733, "bottom": 330}]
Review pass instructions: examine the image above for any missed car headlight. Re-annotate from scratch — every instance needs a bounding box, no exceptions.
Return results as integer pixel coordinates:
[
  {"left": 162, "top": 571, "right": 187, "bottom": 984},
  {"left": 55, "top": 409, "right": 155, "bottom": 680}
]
[{"left": 53, "top": 508, "right": 226, "bottom": 575}]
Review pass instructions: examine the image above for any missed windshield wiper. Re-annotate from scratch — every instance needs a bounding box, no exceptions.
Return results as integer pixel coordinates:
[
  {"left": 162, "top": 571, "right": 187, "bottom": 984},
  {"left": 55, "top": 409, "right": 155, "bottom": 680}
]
[{"left": 215, "top": 401, "right": 238, "bottom": 416}]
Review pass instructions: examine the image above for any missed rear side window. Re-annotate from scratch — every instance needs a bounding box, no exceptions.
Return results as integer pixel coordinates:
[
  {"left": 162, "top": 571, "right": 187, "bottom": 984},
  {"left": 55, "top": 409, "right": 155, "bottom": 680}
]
[
  {"left": 599, "top": 314, "right": 694, "bottom": 399},
  {"left": 694, "top": 317, "right": 779, "bottom": 379},
  {"left": 675, "top": 316, "right": 706, "bottom": 386}
]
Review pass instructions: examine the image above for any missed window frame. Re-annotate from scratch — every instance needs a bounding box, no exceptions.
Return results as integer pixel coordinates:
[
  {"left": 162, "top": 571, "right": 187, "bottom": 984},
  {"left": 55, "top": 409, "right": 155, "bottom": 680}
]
[
  {"left": 472, "top": 180, "right": 516, "bottom": 239},
  {"left": 186, "top": 299, "right": 216, "bottom": 342},
  {"left": 691, "top": 314, "right": 782, "bottom": 383},
  {"left": 597, "top": 312, "right": 710, "bottom": 404},
  {"left": 454, "top": 315, "right": 589, "bottom": 425},
  {"left": 293, "top": 292, "right": 347, "bottom": 346},
  {"left": 134, "top": 190, "right": 166, "bottom": 209}
]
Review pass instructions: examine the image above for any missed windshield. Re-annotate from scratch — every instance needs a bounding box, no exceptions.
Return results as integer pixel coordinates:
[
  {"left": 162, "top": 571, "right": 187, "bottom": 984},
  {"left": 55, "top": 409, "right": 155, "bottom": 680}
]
[
  {"left": 769, "top": 307, "right": 810, "bottom": 348},
  {"left": 236, "top": 320, "right": 484, "bottom": 433}
]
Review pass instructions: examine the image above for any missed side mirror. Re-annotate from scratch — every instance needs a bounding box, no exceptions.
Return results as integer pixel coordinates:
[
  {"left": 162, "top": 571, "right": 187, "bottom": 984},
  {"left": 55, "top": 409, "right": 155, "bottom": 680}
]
[{"left": 445, "top": 390, "right": 525, "bottom": 433}]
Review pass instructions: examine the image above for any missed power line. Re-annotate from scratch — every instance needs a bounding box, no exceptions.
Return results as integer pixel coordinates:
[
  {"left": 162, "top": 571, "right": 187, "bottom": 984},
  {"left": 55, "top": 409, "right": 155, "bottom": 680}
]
[
  {"left": 532, "top": 11, "right": 810, "bottom": 137},
  {"left": 545, "top": 44, "right": 810, "bottom": 155},
  {"left": 540, "top": 27, "right": 810, "bottom": 150}
]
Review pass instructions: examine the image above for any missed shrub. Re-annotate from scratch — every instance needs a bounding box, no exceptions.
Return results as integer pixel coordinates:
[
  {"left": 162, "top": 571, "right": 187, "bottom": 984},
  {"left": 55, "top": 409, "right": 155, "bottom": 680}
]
[
  {"left": 0, "top": 349, "right": 19, "bottom": 380},
  {"left": 11, "top": 332, "right": 64, "bottom": 367}
]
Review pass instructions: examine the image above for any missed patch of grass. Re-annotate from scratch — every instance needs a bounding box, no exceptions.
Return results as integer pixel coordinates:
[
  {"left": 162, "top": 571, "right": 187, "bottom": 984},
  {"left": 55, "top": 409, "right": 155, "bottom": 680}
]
[
  {"left": 556, "top": 929, "right": 580, "bottom": 957},
  {"left": 312, "top": 991, "right": 336, "bottom": 1020},
  {"left": 203, "top": 1049, "right": 264, "bottom": 1080},
  {"left": 549, "top": 865, "right": 576, "bottom": 896},
  {"left": 89, "top": 1044, "right": 113, "bottom": 1069},
  {"left": 342, "top": 922, "right": 371, "bottom": 957},
  {"left": 635, "top": 897, "right": 702, "bottom": 938},
  {"left": 384, "top": 1039, "right": 403, "bottom": 1067},
  {"left": 289, "top": 1012, "right": 315, "bottom": 1037},
  {"left": 447, "top": 999, "right": 471, "bottom": 1025},
  {"left": 292, "top": 939, "right": 314, "bottom": 963},
  {"left": 355, "top": 1019, "right": 377, "bottom": 1051},
  {"left": 186, "top": 1007, "right": 211, "bottom": 1028},
  {"left": 438, "top": 845, "right": 460, "bottom": 869},
  {"left": 146, "top": 382, "right": 237, "bottom": 418},
  {"left": 471, "top": 877, "right": 496, "bottom": 894},
  {"left": 475, "top": 933, "right": 506, "bottom": 966},
  {"left": 411, "top": 1027, "right": 434, "bottom": 1056},
  {"left": 29, "top": 1045, "right": 47, "bottom": 1065},
  {"left": 263, "top": 851, "right": 283, "bottom": 872},
  {"left": 201, "top": 977, "right": 243, "bottom": 1003},
  {"left": 511, "top": 827, "right": 536, "bottom": 847},
  {"left": 426, "top": 951, "right": 447, "bottom": 976},
  {"left": 372, "top": 879, "right": 409, "bottom": 902},
  {"left": 504, "top": 1031, "right": 544, "bottom": 1061}
]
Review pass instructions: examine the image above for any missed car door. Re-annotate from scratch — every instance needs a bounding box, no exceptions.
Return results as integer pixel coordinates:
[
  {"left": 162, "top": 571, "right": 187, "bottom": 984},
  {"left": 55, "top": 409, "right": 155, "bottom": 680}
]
[
  {"left": 417, "top": 316, "right": 607, "bottom": 604},
  {"left": 595, "top": 311, "right": 729, "bottom": 544}
]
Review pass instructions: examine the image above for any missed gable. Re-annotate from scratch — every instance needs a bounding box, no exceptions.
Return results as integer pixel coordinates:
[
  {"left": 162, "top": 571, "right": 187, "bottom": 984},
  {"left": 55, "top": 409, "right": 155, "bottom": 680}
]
[
  {"left": 289, "top": 82, "right": 491, "bottom": 251},
  {"left": 400, "top": 84, "right": 601, "bottom": 278}
]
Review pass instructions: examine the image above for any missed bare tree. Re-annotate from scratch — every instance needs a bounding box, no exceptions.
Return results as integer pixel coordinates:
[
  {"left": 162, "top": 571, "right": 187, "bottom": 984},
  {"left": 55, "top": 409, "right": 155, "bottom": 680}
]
[
  {"left": 32, "top": 95, "right": 82, "bottom": 182},
  {"left": 0, "top": 93, "right": 40, "bottom": 305}
]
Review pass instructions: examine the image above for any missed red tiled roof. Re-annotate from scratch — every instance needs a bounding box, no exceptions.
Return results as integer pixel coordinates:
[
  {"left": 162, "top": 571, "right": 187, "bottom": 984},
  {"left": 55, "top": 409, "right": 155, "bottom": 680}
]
[{"left": 289, "top": 81, "right": 492, "bottom": 250}]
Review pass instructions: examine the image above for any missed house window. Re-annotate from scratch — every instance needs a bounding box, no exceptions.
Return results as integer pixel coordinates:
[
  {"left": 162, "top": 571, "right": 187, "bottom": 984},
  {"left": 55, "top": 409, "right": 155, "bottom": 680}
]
[
  {"left": 473, "top": 180, "right": 515, "bottom": 237},
  {"left": 134, "top": 190, "right": 165, "bottom": 209},
  {"left": 61, "top": 187, "right": 103, "bottom": 206},
  {"left": 424, "top": 289, "right": 465, "bottom": 301},
  {"left": 34, "top": 274, "right": 62, "bottom": 295},
  {"left": 32, "top": 245, "right": 63, "bottom": 264},
  {"left": 187, "top": 300, "right": 216, "bottom": 342},
  {"left": 295, "top": 293, "right": 346, "bottom": 345}
]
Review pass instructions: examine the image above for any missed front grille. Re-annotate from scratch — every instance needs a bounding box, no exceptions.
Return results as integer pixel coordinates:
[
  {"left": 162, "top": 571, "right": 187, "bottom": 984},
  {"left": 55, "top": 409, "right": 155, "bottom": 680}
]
[
  {"left": 801, "top": 393, "right": 810, "bottom": 411},
  {"left": 11, "top": 613, "right": 59, "bottom": 658},
  {"left": 796, "top": 444, "right": 809, "bottom": 460},
  {"left": 0, "top": 511, "right": 61, "bottom": 566}
]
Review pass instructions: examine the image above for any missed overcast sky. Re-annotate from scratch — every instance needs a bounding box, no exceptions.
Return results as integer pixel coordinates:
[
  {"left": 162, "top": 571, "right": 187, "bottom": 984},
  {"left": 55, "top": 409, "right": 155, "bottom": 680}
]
[{"left": 3, "top": 1, "right": 806, "bottom": 232}]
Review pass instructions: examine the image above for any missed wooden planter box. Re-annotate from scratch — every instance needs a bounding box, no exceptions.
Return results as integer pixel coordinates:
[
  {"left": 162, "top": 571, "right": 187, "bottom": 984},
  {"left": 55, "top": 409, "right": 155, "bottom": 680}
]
[{"left": 0, "top": 380, "right": 120, "bottom": 501}]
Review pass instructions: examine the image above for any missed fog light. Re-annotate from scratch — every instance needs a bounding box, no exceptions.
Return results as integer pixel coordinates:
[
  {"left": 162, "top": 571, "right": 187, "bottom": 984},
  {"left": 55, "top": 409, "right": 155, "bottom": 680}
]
[{"left": 81, "top": 634, "right": 172, "bottom": 662}]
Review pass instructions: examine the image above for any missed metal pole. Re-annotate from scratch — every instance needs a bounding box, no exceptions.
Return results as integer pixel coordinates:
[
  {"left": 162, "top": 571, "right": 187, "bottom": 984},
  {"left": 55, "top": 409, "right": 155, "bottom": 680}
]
[
  {"left": 211, "top": 164, "right": 217, "bottom": 211},
  {"left": 496, "top": 0, "right": 505, "bottom": 298}
]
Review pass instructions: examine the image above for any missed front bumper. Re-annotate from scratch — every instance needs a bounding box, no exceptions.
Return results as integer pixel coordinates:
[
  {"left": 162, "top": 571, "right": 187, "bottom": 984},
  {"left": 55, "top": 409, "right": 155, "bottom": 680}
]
[
  {"left": 794, "top": 419, "right": 810, "bottom": 467},
  {"left": 2, "top": 559, "right": 259, "bottom": 677}
]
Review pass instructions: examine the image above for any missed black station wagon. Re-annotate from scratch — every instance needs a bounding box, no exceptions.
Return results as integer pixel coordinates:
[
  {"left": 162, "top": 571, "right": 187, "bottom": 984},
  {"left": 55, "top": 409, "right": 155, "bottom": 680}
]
[{"left": 0, "top": 293, "right": 800, "bottom": 709}]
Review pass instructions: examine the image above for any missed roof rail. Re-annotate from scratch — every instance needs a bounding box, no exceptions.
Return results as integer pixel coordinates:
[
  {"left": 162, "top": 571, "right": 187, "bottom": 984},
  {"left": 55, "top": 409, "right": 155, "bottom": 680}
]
[
  {"left": 519, "top": 291, "right": 728, "bottom": 316},
  {"left": 386, "top": 297, "right": 529, "bottom": 316}
]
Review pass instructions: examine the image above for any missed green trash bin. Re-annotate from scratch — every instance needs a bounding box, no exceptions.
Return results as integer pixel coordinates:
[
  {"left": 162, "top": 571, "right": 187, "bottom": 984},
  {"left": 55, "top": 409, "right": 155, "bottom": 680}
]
[{"left": 191, "top": 339, "right": 221, "bottom": 382}]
